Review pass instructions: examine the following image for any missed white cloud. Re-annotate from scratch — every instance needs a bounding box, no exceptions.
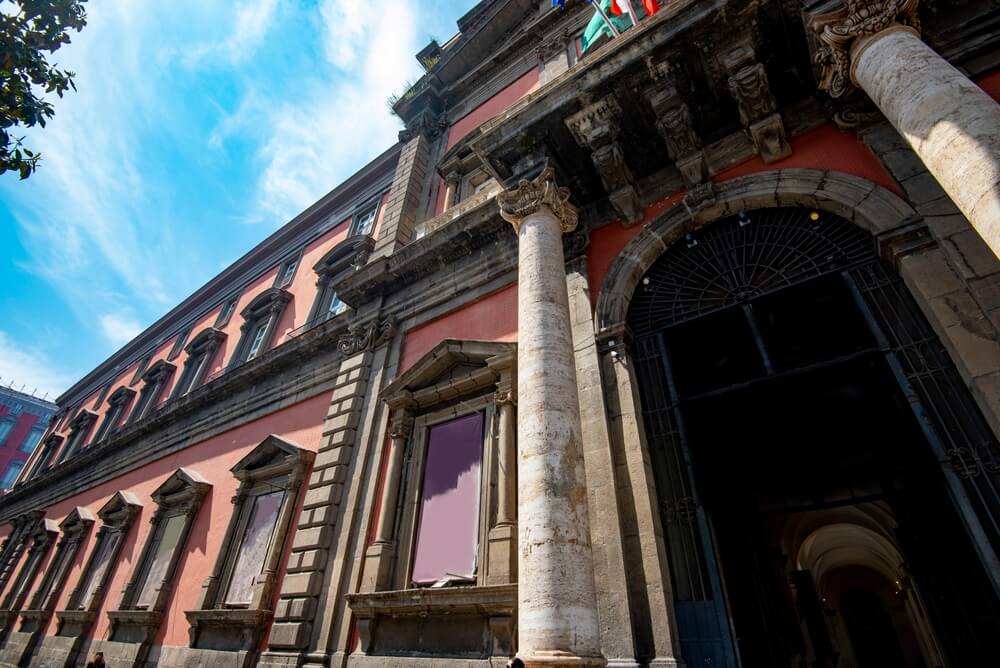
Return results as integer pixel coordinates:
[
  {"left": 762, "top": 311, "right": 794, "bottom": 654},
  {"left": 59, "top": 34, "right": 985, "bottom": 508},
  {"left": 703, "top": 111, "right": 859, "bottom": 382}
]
[
  {"left": 0, "top": 332, "right": 76, "bottom": 400},
  {"left": 99, "top": 313, "right": 144, "bottom": 347},
  {"left": 248, "top": 0, "right": 422, "bottom": 222},
  {"left": 180, "top": 0, "right": 279, "bottom": 67}
]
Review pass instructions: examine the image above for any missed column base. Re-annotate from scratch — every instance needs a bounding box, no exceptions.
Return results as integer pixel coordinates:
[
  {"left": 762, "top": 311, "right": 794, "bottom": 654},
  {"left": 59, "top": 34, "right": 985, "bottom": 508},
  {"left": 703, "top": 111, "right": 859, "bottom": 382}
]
[
  {"left": 647, "top": 658, "right": 684, "bottom": 668},
  {"left": 518, "top": 651, "right": 607, "bottom": 667}
]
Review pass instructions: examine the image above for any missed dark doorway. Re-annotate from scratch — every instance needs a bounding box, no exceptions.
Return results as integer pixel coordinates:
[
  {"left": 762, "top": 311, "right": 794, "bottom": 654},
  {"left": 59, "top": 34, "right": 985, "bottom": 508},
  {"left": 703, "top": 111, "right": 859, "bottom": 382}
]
[{"left": 629, "top": 208, "right": 1000, "bottom": 667}]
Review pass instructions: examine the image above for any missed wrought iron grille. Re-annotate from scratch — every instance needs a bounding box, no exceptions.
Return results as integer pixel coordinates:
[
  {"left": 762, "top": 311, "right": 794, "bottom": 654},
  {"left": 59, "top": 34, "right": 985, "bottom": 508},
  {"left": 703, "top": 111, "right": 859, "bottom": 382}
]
[{"left": 628, "top": 208, "right": 875, "bottom": 337}]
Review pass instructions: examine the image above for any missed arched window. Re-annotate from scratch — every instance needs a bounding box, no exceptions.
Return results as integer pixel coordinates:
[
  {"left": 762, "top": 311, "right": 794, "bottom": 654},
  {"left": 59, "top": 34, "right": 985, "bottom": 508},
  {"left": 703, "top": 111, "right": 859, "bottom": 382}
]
[
  {"left": 171, "top": 328, "right": 226, "bottom": 399},
  {"left": 92, "top": 386, "right": 136, "bottom": 444},
  {"left": 128, "top": 360, "right": 176, "bottom": 423}
]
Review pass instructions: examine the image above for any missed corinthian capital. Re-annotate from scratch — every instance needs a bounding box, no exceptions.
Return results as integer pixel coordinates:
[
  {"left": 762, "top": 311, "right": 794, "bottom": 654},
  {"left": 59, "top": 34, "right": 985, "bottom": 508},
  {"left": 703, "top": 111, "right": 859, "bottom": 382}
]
[
  {"left": 809, "top": 0, "right": 921, "bottom": 98},
  {"left": 497, "top": 167, "right": 578, "bottom": 233}
]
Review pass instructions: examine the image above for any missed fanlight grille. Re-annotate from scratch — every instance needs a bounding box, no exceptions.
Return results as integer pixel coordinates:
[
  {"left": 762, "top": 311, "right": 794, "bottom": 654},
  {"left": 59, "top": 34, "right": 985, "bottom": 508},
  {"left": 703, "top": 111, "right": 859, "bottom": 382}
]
[{"left": 628, "top": 208, "right": 876, "bottom": 337}]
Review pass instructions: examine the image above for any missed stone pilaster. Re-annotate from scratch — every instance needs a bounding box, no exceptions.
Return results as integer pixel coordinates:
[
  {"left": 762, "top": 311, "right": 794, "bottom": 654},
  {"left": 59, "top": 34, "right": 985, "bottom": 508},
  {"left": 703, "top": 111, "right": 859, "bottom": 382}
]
[
  {"left": 371, "top": 131, "right": 430, "bottom": 259},
  {"left": 497, "top": 168, "right": 606, "bottom": 668},
  {"left": 810, "top": 0, "right": 1000, "bottom": 260}
]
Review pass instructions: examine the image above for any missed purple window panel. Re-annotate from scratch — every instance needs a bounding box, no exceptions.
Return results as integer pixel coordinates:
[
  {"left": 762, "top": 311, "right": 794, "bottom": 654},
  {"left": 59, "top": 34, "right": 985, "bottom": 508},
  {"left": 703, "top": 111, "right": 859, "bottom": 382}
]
[
  {"left": 411, "top": 412, "right": 484, "bottom": 585},
  {"left": 224, "top": 490, "right": 284, "bottom": 605},
  {"left": 78, "top": 532, "right": 119, "bottom": 609}
]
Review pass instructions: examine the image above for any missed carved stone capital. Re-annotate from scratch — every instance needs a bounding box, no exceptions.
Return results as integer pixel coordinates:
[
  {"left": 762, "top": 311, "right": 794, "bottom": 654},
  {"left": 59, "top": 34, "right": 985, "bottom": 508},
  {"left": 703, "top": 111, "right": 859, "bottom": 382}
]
[
  {"left": 337, "top": 316, "right": 398, "bottom": 356},
  {"left": 388, "top": 414, "right": 413, "bottom": 442},
  {"left": 497, "top": 167, "right": 578, "bottom": 233},
  {"left": 809, "top": 0, "right": 921, "bottom": 98}
]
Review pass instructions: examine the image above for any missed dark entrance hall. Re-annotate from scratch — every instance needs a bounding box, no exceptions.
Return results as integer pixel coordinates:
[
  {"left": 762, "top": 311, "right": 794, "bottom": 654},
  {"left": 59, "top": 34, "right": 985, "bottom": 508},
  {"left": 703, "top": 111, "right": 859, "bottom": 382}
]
[{"left": 629, "top": 208, "right": 1000, "bottom": 667}]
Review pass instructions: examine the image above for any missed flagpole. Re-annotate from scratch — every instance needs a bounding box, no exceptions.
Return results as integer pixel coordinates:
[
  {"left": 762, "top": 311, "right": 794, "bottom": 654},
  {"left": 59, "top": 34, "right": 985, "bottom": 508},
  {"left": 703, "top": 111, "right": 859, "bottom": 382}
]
[
  {"left": 590, "top": 0, "right": 621, "bottom": 37},
  {"left": 619, "top": 0, "right": 640, "bottom": 28}
]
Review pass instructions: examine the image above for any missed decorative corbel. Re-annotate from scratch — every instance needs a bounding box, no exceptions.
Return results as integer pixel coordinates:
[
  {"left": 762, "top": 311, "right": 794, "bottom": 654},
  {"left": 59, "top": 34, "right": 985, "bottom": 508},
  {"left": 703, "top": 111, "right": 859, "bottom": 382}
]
[
  {"left": 722, "top": 43, "right": 791, "bottom": 163},
  {"left": 643, "top": 63, "right": 708, "bottom": 187},
  {"left": 565, "top": 96, "right": 643, "bottom": 226}
]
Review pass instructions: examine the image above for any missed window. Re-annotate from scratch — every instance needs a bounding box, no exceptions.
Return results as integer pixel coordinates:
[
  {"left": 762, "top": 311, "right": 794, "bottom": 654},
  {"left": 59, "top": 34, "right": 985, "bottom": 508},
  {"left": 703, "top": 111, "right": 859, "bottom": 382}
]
[
  {"left": 0, "top": 461, "right": 23, "bottom": 489},
  {"left": 306, "top": 235, "right": 373, "bottom": 327},
  {"left": 167, "top": 328, "right": 191, "bottom": 361},
  {"left": 0, "top": 418, "right": 14, "bottom": 446},
  {"left": 130, "top": 354, "right": 152, "bottom": 385},
  {"left": 92, "top": 387, "right": 136, "bottom": 444},
  {"left": 25, "top": 508, "right": 95, "bottom": 614},
  {"left": 350, "top": 203, "right": 379, "bottom": 236},
  {"left": 129, "top": 360, "right": 176, "bottom": 423},
  {"left": 215, "top": 296, "right": 239, "bottom": 329},
  {"left": 230, "top": 288, "right": 292, "bottom": 367},
  {"left": 1, "top": 519, "right": 58, "bottom": 613},
  {"left": 358, "top": 340, "right": 516, "bottom": 592},
  {"left": 245, "top": 323, "right": 268, "bottom": 361},
  {"left": 56, "top": 410, "right": 99, "bottom": 464},
  {"left": 171, "top": 328, "right": 226, "bottom": 399},
  {"left": 186, "top": 436, "right": 312, "bottom": 652},
  {"left": 275, "top": 257, "right": 299, "bottom": 288},
  {"left": 27, "top": 434, "right": 63, "bottom": 478},
  {"left": 18, "top": 428, "right": 42, "bottom": 454},
  {"left": 108, "top": 468, "right": 210, "bottom": 642}
]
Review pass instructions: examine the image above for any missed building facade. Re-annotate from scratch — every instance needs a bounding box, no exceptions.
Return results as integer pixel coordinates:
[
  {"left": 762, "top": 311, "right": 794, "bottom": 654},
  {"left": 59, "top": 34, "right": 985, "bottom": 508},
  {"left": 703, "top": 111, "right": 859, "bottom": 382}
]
[
  {"left": 0, "top": 0, "right": 999, "bottom": 666},
  {"left": 0, "top": 388, "right": 56, "bottom": 492}
]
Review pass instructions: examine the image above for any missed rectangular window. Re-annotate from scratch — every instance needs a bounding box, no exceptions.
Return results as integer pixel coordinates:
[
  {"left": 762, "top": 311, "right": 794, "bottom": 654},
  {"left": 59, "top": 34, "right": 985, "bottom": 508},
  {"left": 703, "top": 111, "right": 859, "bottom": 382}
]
[
  {"left": 19, "top": 428, "right": 43, "bottom": 454},
  {"left": 215, "top": 297, "right": 238, "bottom": 328},
  {"left": 411, "top": 412, "right": 484, "bottom": 585},
  {"left": 277, "top": 260, "right": 298, "bottom": 288},
  {"left": 77, "top": 532, "right": 119, "bottom": 610},
  {"left": 0, "top": 419, "right": 14, "bottom": 445},
  {"left": 223, "top": 490, "right": 284, "bottom": 606},
  {"left": 350, "top": 206, "right": 378, "bottom": 236},
  {"left": 136, "top": 513, "right": 186, "bottom": 608},
  {"left": 328, "top": 292, "right": 346, "bottom": 317},
  {"left": 246, "top": 324, "right": 268, "bottom": 361},
  {"left": 0, "top": 461, "right": 24, "bottom": 489}
]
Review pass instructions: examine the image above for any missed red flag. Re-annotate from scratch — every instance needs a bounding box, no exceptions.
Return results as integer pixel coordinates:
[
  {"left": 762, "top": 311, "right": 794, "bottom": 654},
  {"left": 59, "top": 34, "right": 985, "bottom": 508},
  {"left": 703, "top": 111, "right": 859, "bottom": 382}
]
[
  {"left": 610, "top": 0, "right": 625, "bottom": 15},
  {"left": 643, "top": 0, "right": 659, "bottom": 14}
]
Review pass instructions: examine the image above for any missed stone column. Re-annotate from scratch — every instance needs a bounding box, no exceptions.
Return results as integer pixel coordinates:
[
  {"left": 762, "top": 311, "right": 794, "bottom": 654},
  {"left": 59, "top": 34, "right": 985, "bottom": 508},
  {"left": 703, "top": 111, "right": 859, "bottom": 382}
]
[
  {"left": 498, "top": 168, "right": 606, "bottom": 668},
  {"left": 811, "top": 1, "right": 1000, "bottom": 259},
  {"left": 373, "top": 414, "right": 410, "bottom": 545}
]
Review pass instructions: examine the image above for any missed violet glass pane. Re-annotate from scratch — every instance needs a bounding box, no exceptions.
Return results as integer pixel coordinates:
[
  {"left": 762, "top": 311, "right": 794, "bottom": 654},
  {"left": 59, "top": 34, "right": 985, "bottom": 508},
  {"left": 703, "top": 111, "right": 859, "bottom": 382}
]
[
  {"left": 411, "top": 412, "right": 484, "bottom": 585},
  {"left": 136, "top": 514, "right": 185, "bottom": 608},
  {"left": 224, "top": 490, "right": 284, "bottom": 606},
  {"left": 79, "top": 532, "right": 119, "bottom": 609}
]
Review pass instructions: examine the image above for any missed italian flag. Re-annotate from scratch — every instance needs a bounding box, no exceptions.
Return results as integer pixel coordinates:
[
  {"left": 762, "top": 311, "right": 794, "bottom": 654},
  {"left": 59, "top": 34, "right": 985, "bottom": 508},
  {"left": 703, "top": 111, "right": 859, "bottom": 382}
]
[{"left": 582, "top": 0, "right": 660, "bottom": 53}]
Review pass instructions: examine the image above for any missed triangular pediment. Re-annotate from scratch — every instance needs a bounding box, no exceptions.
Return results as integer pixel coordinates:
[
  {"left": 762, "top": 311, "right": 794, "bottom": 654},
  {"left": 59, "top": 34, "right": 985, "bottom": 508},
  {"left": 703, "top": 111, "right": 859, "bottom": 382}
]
[
  {"left": 98, "top": 491, "right": 143, "bottom": 524},
  {"left": 382, "top": 339, "right": 515, "bottom": 409},
  {"left": 231, "top": 434, "right": 309, "bottom": 477},
  {"left": 151, "top": 467, "right": 211, "bottom": 504}
]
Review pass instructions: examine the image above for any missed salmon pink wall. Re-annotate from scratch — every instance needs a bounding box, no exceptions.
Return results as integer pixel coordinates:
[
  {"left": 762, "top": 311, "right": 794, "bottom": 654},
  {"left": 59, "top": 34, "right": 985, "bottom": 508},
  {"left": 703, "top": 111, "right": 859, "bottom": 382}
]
[
  {"left": 1, "top": 390, "right": 330, "bottom": 647},
  {"left": 445, "top": 68, "right": 540, "bottom": 152},
  {"left": 398, "top": 285, "right": 519, "bottom": 373},
  {"left": 586, "top": 123, "right": 904, "bottom": 304}
]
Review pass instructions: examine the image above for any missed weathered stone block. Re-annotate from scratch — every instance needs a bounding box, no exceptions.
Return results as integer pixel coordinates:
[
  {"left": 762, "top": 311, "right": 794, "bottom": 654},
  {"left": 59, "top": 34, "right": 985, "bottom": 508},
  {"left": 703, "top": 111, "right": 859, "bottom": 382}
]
[
  {"left": 291, "top": 524, "right": 331, "bottom": 551},
  {"left": 279, "top": 572, "right": 322, "bottom": 598},
  {"left": 302, "top": 483, "right": 343, "bottom": 510}
]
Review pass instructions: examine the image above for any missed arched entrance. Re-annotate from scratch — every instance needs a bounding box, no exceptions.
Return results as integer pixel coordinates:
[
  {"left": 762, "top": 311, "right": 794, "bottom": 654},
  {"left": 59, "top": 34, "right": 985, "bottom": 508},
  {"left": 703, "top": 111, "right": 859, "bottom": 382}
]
[{"left": 611, "top": 193, "right": 1000, "bottom": 667}]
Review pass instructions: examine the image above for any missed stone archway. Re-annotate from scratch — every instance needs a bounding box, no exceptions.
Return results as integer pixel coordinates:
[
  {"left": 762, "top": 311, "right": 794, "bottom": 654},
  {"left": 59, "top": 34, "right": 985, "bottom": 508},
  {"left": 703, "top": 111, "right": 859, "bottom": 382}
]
[{"left": 591, "top": 169, "right": 1000, "bottom": 667}]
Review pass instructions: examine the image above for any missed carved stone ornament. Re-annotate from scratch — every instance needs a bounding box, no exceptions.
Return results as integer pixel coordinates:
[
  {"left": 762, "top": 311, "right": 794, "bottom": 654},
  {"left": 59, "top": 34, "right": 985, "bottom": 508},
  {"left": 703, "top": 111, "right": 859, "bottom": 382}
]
[
  {"left": 810, "top": 0, "right": 921, "bottom": 98},
  {"left": 337, "top": 316, "right": 398, "bottom": 356},
  {"left": 644, "top": 70, "right": 707, "bottom": 187},
  {"left": 497, "top": 167, "right": 579, "bottom": 233},
  {"left": 722, "top": 43, "right": 791, "bottom": 163}
]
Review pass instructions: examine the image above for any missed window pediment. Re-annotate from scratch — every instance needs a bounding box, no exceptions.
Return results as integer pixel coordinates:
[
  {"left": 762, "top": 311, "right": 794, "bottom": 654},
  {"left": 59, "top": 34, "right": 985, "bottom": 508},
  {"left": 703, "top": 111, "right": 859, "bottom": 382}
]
[
  {"left": 97, "top": 491, "right": 143, "bottom": 529},
  {"left": 151, "top": 467, "right": 211, "bottom": 507},
  {"left": 185, "top": 327, "right": 226, "bottom": 355},
  {"left": 141, "top": 360, "right": 176, "bottom": 384},
  {"left": 230, "top": 434, "right": 313, "bottom": 482},
  {"left": 314, "top": 234, "right": 375, "bottom": 279},
  {"left": 106, "top": 386, "right": 136, "bottom": 408},
  {"left": 69, "top": 410, "right": 99, "bottom": 431},
  {"left": 240, "top": 287, "right": 292, "bottom": 321},
  {"left": 59, "top": 507, "right": 96, "bottom": 538},
  {"left": 382, "top": 339, "right": 516, "bottom": 410}
]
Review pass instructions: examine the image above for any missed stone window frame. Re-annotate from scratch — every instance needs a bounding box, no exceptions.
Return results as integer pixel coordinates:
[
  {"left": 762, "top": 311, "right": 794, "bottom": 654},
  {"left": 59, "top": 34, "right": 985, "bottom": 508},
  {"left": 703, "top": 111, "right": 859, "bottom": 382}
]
[
  {"left": 170, "top": 327, "right": 227, "bottom": 399},
  {"left": 274, "top": 254, "right": 301, "bottom": 289},
  {"left": 348, "top": 196, "right": 382, "bottom": 237},
  {"left": 185, "top": 435, "right": 313, "bottom": 652},
  {"left": 107, "top": 468, "right": 210, "bottom": 643},
  {"left": 56, "top": 492, "right": 142, "bottom": 634},
  {"left": 18, "top": 507, "right": 96, "bottom": 629},
  {"left": 228, "top": 288, "right": 292, "bottom": 368},
  {"left": 360, "top": 340, "right": 517, "bottom": 593},
  {"left": 306, "top": 234, "right": 374, "bottom": 326},
  {"left": 167, "top": 327, "right": 192, "bottom": 362},
  {"left": 128, "top": 360, "right": 176, "bottom": 424},
  {"left": 0, "top": 518, "right": 58, "bottom": 613},
  {"left": 55, "top": 409, "right": 99, "bottom": 464},
  {"left": 92, "top": 386, "right": 136, "bottom": 444},
  {"left": 129, "top": 354, "right": 152, "bottom": 386}
]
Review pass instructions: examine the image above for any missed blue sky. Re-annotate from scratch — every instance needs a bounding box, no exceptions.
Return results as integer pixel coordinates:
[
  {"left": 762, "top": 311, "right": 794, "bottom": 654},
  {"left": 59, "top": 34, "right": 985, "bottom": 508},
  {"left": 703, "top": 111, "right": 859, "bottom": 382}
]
[{"left": 0, "top": 0, "right": 478, "bottom": 399}]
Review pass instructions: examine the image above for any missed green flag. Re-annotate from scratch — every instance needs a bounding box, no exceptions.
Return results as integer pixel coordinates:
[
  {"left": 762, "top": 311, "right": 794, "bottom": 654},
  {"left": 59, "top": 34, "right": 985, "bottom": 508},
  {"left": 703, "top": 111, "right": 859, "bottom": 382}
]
[{"left": 581, "top": 0, "right": 633, "bottom": 53}]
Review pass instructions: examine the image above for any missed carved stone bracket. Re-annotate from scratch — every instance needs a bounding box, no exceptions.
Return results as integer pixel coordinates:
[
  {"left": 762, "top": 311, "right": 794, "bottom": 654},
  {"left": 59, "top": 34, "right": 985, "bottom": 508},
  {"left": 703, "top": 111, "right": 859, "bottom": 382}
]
[
  {"left": 643, "top": 68, "right": 708, "bottom": 187},
  {"left": 722, "top": 43, "right": 791, "bottom": 163},
  {"left": 809, "top": 0, "right": 921, "bottom": 98},
  {"left": 565, "top": 97, "right": 642, "bottom": 225},
  {"left": 497, "top": 167, "right": 579, "bottom": 233},
  {"left": 337, "top": 316, "right": 398, "bottom": 357}
]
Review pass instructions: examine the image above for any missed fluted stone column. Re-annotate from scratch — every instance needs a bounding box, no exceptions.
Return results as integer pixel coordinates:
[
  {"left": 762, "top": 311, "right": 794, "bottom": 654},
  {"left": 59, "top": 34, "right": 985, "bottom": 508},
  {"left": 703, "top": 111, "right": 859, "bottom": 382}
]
[
  {"left": 811, "top": 0, "right": 1000, "bottom": 259},
  {"left": 498, "top": 168, "right": 606, "bottom": 668}
]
